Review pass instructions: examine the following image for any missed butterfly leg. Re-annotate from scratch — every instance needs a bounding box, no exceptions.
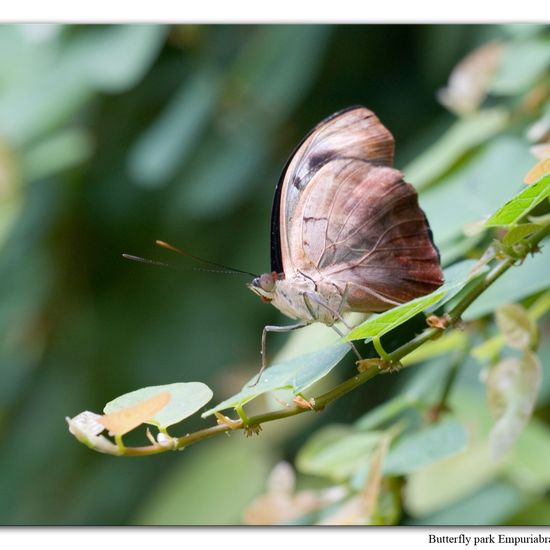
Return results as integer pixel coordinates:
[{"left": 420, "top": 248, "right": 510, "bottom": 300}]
[
  {"left": 337, "top": 284, "right": 352, "bottom": 329},
  {"left": 303, "top": 292, "right": 363, "bottom": 362},
  {"left": 249, "top": 322, "right": 308, "bottom": 387},
  {"left": 329, "top": 324, "right": 363, "bottom": 362}
]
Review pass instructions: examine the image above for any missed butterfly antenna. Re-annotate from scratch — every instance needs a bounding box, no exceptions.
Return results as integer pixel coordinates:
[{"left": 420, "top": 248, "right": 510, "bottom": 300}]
[
  {"left": 122, "top": 254, "right": 173, "bottom": 269},
  {"left": 122, "top": 253, "right": 252, "bottom": 276},
  {"left": 155, "top": 240, "right": 258, "bottom": 278}
]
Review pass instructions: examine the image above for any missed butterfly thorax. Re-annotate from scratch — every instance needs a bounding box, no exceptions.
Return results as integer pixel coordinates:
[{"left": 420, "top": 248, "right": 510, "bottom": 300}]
[{"left": 249, "top": 271, "right": 344, "bottom": 325}]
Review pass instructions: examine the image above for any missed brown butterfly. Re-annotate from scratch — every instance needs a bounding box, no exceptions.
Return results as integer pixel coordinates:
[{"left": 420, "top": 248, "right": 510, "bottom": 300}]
[{"left": 248, "top": 106, "right": 444, "bottom": 373}]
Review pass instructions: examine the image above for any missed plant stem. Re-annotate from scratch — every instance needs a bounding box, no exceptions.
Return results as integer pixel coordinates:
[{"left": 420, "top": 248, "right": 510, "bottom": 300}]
[
  {"left": 428, "top": 342, "right": 469, "bottom": 422},
  {"left": 103, "top": 222, "right": 550, "bottom": 457}
]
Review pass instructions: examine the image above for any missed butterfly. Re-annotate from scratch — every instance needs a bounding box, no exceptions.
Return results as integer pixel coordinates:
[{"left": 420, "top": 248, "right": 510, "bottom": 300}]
[{"left": 248, "top": 105, "right": 444, "bottom": 373}]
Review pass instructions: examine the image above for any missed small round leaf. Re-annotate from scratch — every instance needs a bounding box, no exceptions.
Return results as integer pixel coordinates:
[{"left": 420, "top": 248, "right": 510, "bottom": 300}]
[
  {"left": 104, "top": 382, "right": 213, "bottom": 430},
  {"left": 100, "top": 392, "right": 171, "bottom": 436}
]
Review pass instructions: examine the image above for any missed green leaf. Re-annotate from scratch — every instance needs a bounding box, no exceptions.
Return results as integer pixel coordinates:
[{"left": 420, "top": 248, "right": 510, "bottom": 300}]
[
  {"left": 128, "top": 67, "right": 222, "bottom": 187},
  {"left": 500, "top": 24, "right": 547, "bottom": 39},
  {"left": 225, "top": 25, "right": 332, "bottom": 124},
  {"left": 104, "top": 382, "right": 213, "bottom": 430},
  {"left": 420, "top": 136, "right": 534, "bottom": 246},
  {"left": 346, "top": 259, "right": 482, "bottom": 343},
  {"left": 485, "top": 173, "right": 550, "bottom": 227},
  {"left": 463, "top": 250, "right": 550, "bottom": 320},
  {"left": 490, "top": 40, "right": 550, "bottom": 96},
  {"left": 0, "top": 26, "right": 166, "bottom": 146},
  {"left": 355, "top": 394, "right": 419, "bottom": 431},
  {"left": 495, "top": 304, "right": 537, "bottom": 351},
  {"left": 408, "top": 481, "right": 527, "bottom": 526},
  {"left": 372, "top": 479, "right": 402, "bottom": 526},
  {"left": 202, "top": 342, "right": 350, "bottom": 416},
  {"left": 21, "top": 128, "right": 93, "bottom": 181},
  {"left": 508, "top": 500, "right": 550, "bottom": 526},
  {"left": 404, "top": 108, "right": 509, "bottom": 190},
  {"left": 295, "top": 424, "right": 383, "bottom": 482},
  {"left": 402, "top": 388, "right": 497, "bottom": 518},
  {"left": 401, "top": 330, "right": 468, "bottom": 367},
  {"left": 101, "top": 392, "right": 171, "bottom": 436},
  {"left": 502, "top": 223, "right": 542, "bottom": 247},
  {"left": 487, "top": 352, "right": 542, "bottom": 458},
  {"left": 528, "top": 289, "right": 550, "bottom": 320},
  {"left": 404, "top": 441, "right": 500, "bottom": 518},
  {"left": 168, "top": 26, "right": 331, "bottom": 220},
  {"left": 439, "top": 234, "right": 484, "bottom": 267},
  {"left": 399, "top": 355, "right": 464, "bottom": 405},
  {"left": 505, "top": 417, "right": 550, "bottom": 492},
  {"left": 383, "top": 419, "right": 468, "bottom": 476},
  {"left": 346, "top": 290, "right": 446, "bottom": 342},
  {"left": 0, "top": 70, "right": 91, "bottom": 147},
  {"left": 71, "top": 25, "right": 167, "bottom": 93},
  {"left": 171, "top": 127, "right": 269, "bottom": 219},
  {"left": 471, "top": 334, "right": 506, "bottom": 364}
]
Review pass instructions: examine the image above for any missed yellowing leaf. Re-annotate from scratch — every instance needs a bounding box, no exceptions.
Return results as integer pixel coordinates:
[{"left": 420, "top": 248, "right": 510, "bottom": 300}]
[
  {"left": 487, "top": 352, "right": 542, "bottom": 459},
  {"left": 66, "top": 411, "right": 120, "bottom": 455},
  {"left": 100, "top": 392, "right": 170, "bottom": 436},
  {"left": 438, "top": 41, "right": 503, "bottom": 115},
  {"left": 361, "top": 435, "right": 391, "bottom": 518},
  {"left": 105, "top": 382, "right": 213, "bottom": 428},
  {"left": 524, "top": 158, "right": 550, "bottom": 184},
  {"left": 318, "top": 435, "right": 391, "bottom": 526},
  {"left": 243, "top": 461, "right": 345, "bottom": 525},
  {"left": 67, "top": 410, "right": 104, "bottom": 438},
  {"left": 530, "top": 142, "right": 550, "bottom": 160},
  {"left": 495, "top": 304, "right": 537, "bottom": 351}
]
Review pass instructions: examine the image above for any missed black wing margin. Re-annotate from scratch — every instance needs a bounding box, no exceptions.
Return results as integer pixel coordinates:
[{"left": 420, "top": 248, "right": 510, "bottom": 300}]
[{"left": 269, "top": 105, "right": 368, "bottom": 273}]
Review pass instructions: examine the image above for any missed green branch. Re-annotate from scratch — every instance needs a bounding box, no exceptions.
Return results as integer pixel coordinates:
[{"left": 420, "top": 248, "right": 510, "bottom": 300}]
[{"left": 103, "top": 221, "right": 550, "bottom": 457}]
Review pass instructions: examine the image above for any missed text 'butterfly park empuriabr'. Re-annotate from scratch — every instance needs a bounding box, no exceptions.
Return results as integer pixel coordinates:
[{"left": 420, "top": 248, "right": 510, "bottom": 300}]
[{"left": 248, "top": 106, "right": 444, "bottom": 377}]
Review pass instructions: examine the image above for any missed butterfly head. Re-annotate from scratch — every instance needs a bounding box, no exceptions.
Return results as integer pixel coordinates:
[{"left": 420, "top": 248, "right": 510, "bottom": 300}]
[{"left": 248, "top": 271, "right": 281, "bottom": 303}]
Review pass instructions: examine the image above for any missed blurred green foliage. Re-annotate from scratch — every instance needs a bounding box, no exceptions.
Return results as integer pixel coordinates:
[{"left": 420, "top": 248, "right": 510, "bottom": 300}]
[{"left": 1, "top": 23, "right": 550, "bottom": 526}]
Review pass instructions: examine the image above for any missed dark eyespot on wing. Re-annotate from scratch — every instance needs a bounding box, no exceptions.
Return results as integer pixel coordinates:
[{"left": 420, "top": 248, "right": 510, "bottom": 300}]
[
  {"left": 307, "top": 150, "right": 333, "bottom": 171},
  {"left": 271, "top": 106, "right": 368, "bottom": 272},
  {"left": 272, "top": 105, "right": 395, "bottom": 274},
  {"left": 292, "top": 176, "right": 304, "bottom": 190}
]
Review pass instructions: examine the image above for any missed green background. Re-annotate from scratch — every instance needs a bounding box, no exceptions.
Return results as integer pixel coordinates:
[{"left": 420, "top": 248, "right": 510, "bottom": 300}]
[{"left": 0, "top": 24, "right": 548, "bottom": 525}]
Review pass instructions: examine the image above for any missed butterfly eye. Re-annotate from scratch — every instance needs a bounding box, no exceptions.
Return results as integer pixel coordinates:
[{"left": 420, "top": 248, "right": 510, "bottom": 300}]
[{"left": 256, "top": 273, "right": 275, "bottom": 292}]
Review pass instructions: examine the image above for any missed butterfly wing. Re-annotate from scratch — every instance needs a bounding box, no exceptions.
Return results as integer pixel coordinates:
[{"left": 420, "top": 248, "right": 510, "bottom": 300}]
[
  {"left": 271, "top": 106, "right": 394, "bottom": 273},
  {"left": 288, "top": 159, "right": 443, "bottom": 311},
  {"left": 276, "top": 106, "right": 443, "bottom": 312}
]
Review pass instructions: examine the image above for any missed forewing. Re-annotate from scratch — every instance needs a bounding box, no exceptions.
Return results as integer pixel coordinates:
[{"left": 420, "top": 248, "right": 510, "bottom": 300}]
[
  {"left": 273, "top": 106, "right": 395, "bottom": 274},
  {"left": 288, "top": 159, "right": 443, "bottom": 311}
]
